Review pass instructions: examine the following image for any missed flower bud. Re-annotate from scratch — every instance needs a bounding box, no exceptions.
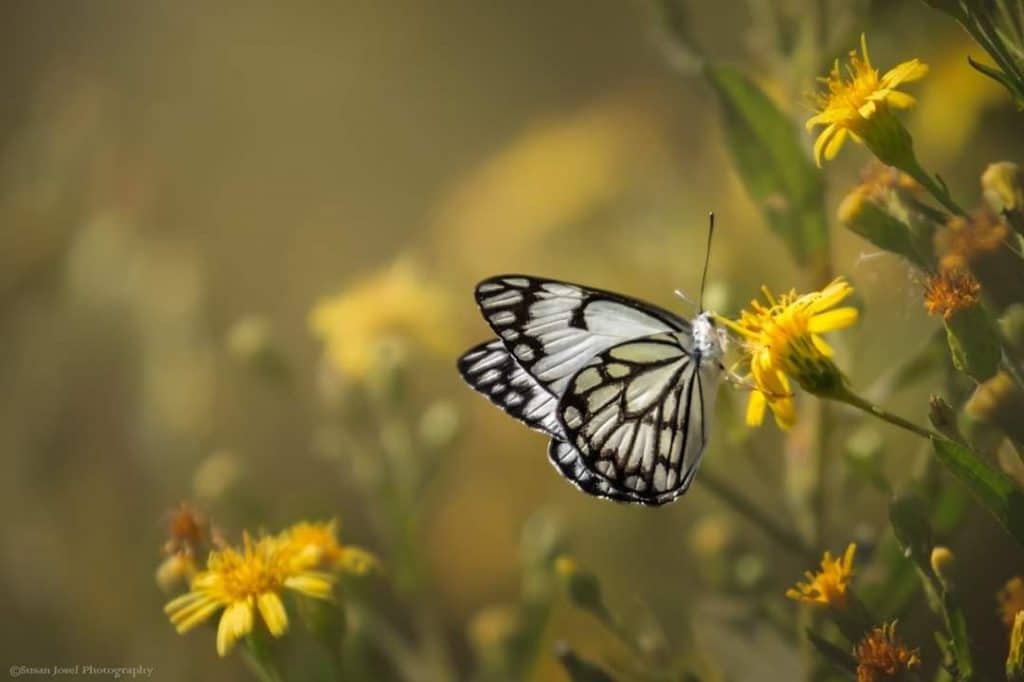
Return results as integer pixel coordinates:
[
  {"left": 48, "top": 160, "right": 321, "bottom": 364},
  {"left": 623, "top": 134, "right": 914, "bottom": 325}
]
[
  {"left": 554, "top": 556, "right": 608, "bottom": 620},
  {"left": 418, "top": 401, "right": 461, "bottom": 451},
  {"left": 226, "top": 315, "right": 289, "bottom": 384},
  {"left": 930, "top": 546, "right": 955, "bottom": 591},
  {"left": 966, "top": 372, "right": 1024, "bottom": 444},
  {"left": 983, "top": 162, "right": 1024, "bottom": 234}
]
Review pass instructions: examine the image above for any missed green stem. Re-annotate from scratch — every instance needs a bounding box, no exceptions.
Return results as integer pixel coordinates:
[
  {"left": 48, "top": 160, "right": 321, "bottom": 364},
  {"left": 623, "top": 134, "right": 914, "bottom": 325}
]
[
  {"left": 813, "top": 401, "right": 830, "bottom": 549},
  {"left": 903, "top": 161, "right": 966, "bottom": 218},
  {"left": 241, "top": 637, "right": 285, "bottom": 682},
  {"left": 700, "top": 469, "right": 817, "bottom": 564},
  {"left": 829, "top": 385, "right": 939, "bottom": 441}
]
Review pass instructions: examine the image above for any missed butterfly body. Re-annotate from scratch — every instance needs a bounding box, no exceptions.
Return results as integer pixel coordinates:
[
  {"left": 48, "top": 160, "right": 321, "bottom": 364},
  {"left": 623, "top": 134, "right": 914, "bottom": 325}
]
[{"left": 458, "top": 275, "right": 724, "bottom": 506}]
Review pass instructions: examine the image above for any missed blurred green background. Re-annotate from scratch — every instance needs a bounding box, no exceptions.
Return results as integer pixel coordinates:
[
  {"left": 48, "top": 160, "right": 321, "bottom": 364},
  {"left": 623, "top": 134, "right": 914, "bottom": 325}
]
[{"left": 1, "top": 1, "right": 1023, "bottom": 680}]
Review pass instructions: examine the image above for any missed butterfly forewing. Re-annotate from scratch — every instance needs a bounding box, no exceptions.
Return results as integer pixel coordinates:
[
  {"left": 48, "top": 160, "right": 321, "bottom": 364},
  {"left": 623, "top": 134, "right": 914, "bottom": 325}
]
[
  {"left": 457, "top": 339, "right": 562, "bottom": 437},
  {"left": 474, "top": 276, "right": 690, "bottom": 395},
  {"left": 557, "top": 332, "right": 716, "bottom": 503}
]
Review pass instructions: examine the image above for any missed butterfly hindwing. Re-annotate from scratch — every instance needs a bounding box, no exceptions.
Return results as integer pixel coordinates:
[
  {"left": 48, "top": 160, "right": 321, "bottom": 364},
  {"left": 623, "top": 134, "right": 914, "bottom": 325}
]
[
  {"left": 557, "top": 332, "right": 719, "bottom": 504},
  {"left": 474, "top": 276, "right": 691, "bottom": 396}
]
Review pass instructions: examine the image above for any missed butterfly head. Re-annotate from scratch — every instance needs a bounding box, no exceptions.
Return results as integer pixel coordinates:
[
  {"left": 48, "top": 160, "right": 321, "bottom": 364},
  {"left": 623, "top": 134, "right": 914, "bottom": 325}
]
[{"left": 692, "top": 312, "right": 726, "bottom": 360}]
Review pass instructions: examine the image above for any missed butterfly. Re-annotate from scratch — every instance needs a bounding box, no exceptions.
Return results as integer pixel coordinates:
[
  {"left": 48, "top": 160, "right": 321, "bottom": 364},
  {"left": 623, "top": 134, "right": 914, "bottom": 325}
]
[{"left": 457, "top": 220, "right": 727, "bottom": 506}]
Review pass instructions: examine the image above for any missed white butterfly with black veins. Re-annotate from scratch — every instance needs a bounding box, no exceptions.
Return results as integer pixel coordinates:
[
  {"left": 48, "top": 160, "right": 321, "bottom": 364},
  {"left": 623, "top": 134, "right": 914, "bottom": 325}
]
[{"left": 457, "top": 224, "right": 727, "bottom": 506}]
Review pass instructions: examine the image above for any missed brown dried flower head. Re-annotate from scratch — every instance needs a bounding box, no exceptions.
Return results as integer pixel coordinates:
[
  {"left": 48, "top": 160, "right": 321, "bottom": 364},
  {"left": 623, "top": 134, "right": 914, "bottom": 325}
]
[
  {"left": 855, "top": 622, "right": 920, "bottom": 682},
  {"left": 923, "top": 269, "right": 981, "bottom": 319}
]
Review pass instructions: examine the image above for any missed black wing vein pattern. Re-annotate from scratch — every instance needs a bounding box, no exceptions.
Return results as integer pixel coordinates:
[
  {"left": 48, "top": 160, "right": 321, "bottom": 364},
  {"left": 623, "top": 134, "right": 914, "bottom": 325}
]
[
  {"left": 459, "top": 275, "right": 706, "bottom": 505},
  {"left": 457, "top": 338, "right": 630, "bottom": 501},
  {"left": 558, "top": 332, "right": 709, "bottom": 505},
  {"left": 473, "top": 275, "right": 690, "bottom": 396}
]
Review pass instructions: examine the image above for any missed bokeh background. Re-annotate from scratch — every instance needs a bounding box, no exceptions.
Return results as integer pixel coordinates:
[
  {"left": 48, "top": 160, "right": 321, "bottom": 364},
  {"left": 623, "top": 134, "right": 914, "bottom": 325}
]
[{"left": 2, "top": 1, "right": 1023, "bottom": 680}]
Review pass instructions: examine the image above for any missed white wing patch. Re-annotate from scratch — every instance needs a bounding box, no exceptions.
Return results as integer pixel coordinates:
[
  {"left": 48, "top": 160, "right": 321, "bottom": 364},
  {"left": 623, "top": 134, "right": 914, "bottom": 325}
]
[{"left": 475, "top": 276, "right": 690, "bottom": 396}]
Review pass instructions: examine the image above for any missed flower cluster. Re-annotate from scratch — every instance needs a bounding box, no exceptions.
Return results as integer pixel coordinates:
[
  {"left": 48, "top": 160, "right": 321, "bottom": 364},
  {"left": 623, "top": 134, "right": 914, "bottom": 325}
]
[
  {"left": 721, "top": 278, "right": 859, "bottom": 429},
  {"left": 163, "top": 519, "right": 375, "bottom": 656}
]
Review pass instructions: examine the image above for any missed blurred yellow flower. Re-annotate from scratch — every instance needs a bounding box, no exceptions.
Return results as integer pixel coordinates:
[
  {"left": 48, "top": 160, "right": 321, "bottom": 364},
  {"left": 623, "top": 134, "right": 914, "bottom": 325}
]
[
  {"left": 309, "top": 257, "right": 455, "bottom": 379},
  {"left": 720, "top": 278, "right": 859, "bottom": 430},
  {"left": 155, "top": 552, "right": 198, "bottom": 592},
  {"left": 164, "top": 533, "right": 334, "bottom": 656},
  {"left": 278, "top": 520, "right": 378, "bottom": 575},
  {"left": 786, "top": 543, "right": 856, "bottom": 609},
  {"left": 935, "top": 211, "right": 1009, "bottom": 272},
  {"left": 912, "top": 39, "right": 1006, "bottom": 166},
  {"left": 807, "top": 35, "right": 928, "bottom": 166},
  {"left": 432, "top": 99, "right": 667, "bottom": 273},
  {"left": 923, "top": 269, "right": 981, "bottom": 319},
  {"left": 854, "top": 622, "right": 920, "bottom": 682},
  {"left": 1000, "top": 576, "right": 1024, "bottom": 628}
]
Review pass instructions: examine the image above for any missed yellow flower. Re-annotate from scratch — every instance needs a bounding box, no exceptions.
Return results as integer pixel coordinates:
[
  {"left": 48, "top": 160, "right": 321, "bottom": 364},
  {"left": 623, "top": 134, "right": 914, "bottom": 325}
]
[
  {"left": 854, "top": 621, "right": 921, "bottom": 682},
  {"left": 164, "top": 533, "right": 335, "bottom": 656},
  {"left": 923, "top": 269, "right": 981, "bottom": 319},
  {"left": 720, "top": 278, "right": 859, "bottom": 430},
  {"left": 807, "top": 34, "right": 928, "bottom": 166},
  {"left": 1000, "top": 576, "right": 1024, "bottom": 628},
  {"left": 277, "top": 520, "right": 378, "bottom": 575},
  {"left": 308, "top": 257, "right": 455, "bottom": 379},
  {"left": 786, "top": 543, "right": 857, "bottom": 609}
]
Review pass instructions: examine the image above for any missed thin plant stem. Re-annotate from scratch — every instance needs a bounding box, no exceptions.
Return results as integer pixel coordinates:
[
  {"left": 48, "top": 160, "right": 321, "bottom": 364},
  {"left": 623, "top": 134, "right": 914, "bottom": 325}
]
[
  {"left": 829, "top": 386, "right": 939, "bottom": 441},
  {"left": 700, "top": 469, "right": 817, "bottom": 564},
  {"left": 903, "top": 161, "right": 966, "bottom": 218},
  {"left": 813, "top": 401, "right": 830, "bottom": 549}
]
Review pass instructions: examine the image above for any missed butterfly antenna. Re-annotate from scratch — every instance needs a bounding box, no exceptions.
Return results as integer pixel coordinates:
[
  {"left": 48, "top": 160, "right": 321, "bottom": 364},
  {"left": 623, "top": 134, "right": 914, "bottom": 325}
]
[{"left": 698, "top": 212, "right": 715, "bottom": 313}]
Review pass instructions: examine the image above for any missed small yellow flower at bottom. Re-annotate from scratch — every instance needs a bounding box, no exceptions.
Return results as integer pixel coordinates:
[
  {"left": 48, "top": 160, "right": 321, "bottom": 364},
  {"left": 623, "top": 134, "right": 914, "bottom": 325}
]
[
  {"left": 854, "top": 622, "right": 920, "bottom": 682},
  {"left": 719, "top": 278, "right": 859, "bottom": 430},
  {"left": 786, "top": 543, "right": 856, "bottom": 610},
  {"left": 164, "top": 533, "right": 335, "bottom": 656}
]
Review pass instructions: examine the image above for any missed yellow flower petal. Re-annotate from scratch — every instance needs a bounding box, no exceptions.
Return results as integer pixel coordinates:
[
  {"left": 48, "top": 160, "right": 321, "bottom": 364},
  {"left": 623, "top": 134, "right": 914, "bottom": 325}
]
[
  {"left": 745, "top": 390, "right": 767, "bottom": 427},
  {"left": 885, "top": 91, "right": 917, "bottom": 109},
  {"left": 807, "top": 307, "right": 859, "bottom": 333},
  {"left": 217, "top": 601, "right": 254, "bottom": 657},
  {"left": 257, "top": 593, "right": 289, "bottom": 638}
]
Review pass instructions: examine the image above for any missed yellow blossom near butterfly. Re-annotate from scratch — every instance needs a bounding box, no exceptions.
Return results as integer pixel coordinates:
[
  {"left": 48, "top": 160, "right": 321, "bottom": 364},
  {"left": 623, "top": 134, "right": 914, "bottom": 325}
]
[
  {"left": 786, "top": 543, "right": 857, "bottom": 610},
  {"left": 277, "top": 520, "right": 378, "bottom": 575},
  {"left": 720, "top": 278, "right": 859, "bottom": 430},
  {"left": 164, "top": 532, "right": 335, "bottom": 656},
  {"left": 309, "top": 257, "right": 455, "bottom": 379},
  {"left": 806, "top": 34, "right": 928, "bottom": 167}
]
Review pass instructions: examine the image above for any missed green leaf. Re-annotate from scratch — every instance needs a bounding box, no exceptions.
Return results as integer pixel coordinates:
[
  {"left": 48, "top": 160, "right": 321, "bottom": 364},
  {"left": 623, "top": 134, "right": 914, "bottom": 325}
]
[
  {"left": 932, "top": 436, "right": 1024, "bottom": 547},
  {"left": 944, "top": 304, "right": 1000, "bottom": 382},
  {"left": 704, "top": 64, "right": 827, "bottom": 268},
  {"left": 805, "top": 629, "right": 858, "bottom": 675},
  {"left": 889, "top": 494, "right": 934, "bottom": 571}
]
